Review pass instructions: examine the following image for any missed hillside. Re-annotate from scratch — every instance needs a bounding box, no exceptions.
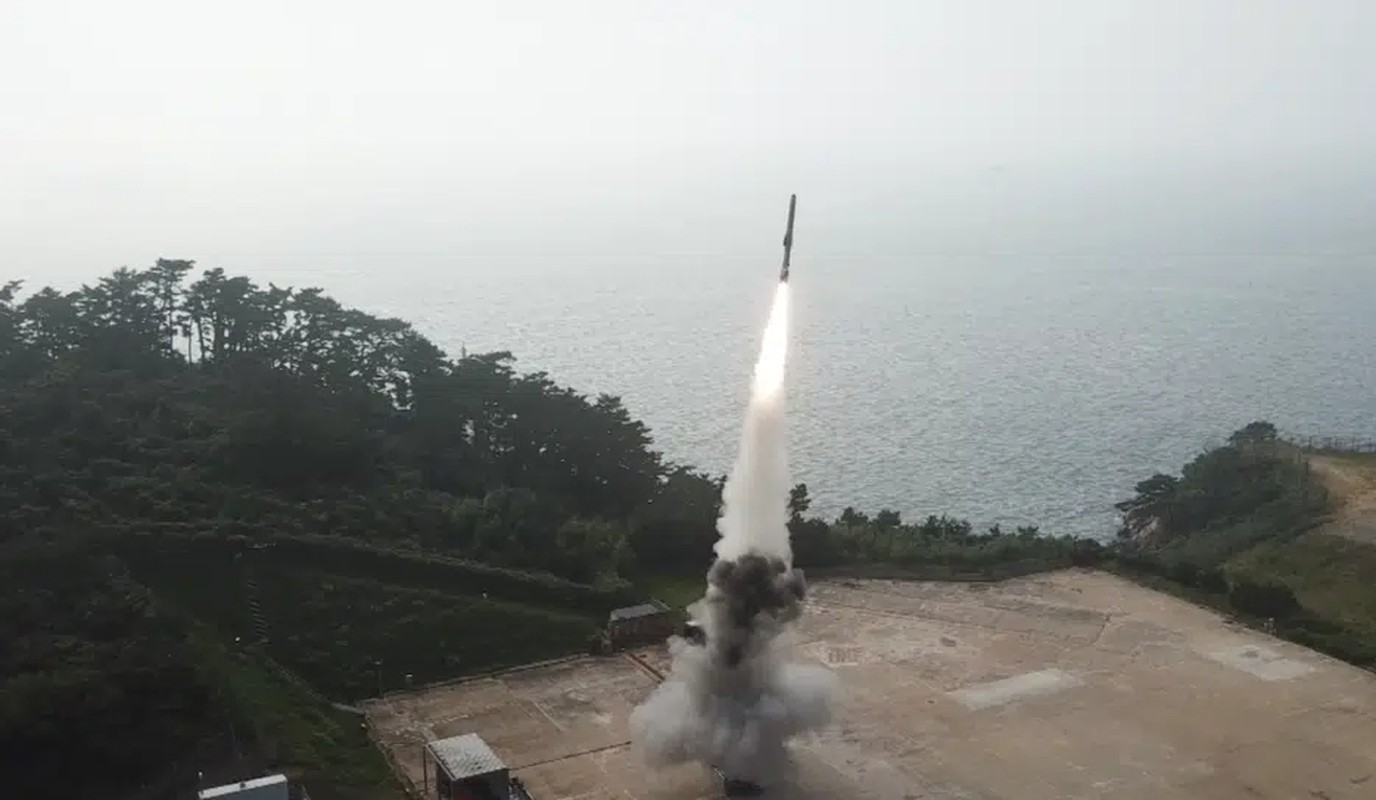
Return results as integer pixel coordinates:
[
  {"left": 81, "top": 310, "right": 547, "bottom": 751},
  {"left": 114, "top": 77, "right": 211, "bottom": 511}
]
[
  {"left": 0, "top": 263, "right": 1091, "bottom": 799},
  {"left": 0, "top": 264, "right": 684, "bottom": 798},
  {"left": 10, "top": 263, "right": 1365, "bottom": 798},
  {"left": 1113, "top": 424, "right": 1376, "bottom": 668},
  {"left": 1307, "top": 450, "right": 1376, "bottom": 545},
  {"left": 1226, "top": 450, "right": 1376, "bottom": 663}
]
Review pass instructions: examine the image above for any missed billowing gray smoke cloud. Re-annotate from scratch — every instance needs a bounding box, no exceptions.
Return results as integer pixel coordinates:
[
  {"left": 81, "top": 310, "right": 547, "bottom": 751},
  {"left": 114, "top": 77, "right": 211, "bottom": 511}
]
[{"left": 630, "top": 284, "right": 836, "bottom": 786}]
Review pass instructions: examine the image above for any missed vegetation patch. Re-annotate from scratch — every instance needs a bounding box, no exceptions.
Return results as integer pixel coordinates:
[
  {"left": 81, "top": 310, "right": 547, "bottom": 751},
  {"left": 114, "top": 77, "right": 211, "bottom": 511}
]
[
  {"left": 255, "top": 570, "right": 599, "bottom": 699},
  {"left": 0, "top": 541, "right": 225, "bottom": 800},
  {"left": 1227, "top": 533, "right": 1376, "bottom": 665},
  {"left": 1112, "top": 422, "right": 1376, "bottom": 669},
  {"left": 184, "top": 627, "right": 404, "bottom": 800}
]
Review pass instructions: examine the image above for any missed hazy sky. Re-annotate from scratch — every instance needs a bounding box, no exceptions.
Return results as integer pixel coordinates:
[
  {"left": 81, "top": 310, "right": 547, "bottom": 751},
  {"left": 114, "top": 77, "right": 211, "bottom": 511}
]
[{"left": 4, "top": 0, "right": 1375, "bottom": 284}]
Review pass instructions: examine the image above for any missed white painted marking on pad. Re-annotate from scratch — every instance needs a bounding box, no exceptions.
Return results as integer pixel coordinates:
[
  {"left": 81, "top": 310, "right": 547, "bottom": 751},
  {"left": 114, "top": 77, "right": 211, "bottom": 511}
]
[
  {"left": 1203, "top": 644, "right": 1314, "bottom": 681},
  {"left": 948, "top": 668, "right": 1081, "bottom": 710}
]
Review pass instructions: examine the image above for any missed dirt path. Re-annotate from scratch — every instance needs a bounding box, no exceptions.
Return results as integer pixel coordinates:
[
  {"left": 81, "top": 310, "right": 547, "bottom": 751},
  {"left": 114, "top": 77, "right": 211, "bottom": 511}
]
[{"left": 1308, "top": 453, "right": 1376, "bottom": 545}]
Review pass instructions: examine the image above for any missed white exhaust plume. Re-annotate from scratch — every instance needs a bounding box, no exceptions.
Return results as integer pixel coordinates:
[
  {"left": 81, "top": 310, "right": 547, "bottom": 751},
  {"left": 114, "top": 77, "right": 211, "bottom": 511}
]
[
  {"left": 630, "top": 282, "right": 836, "bottom": 788},
  {"left": 716, "top": 282, "right": 791, "bottom": 563}
]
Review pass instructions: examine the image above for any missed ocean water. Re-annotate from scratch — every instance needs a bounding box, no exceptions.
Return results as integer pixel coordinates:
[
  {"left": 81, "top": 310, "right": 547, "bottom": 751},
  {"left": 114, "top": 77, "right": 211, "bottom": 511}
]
[{"left": 48, "top": 252, "right": 1376, "bottom": 539}]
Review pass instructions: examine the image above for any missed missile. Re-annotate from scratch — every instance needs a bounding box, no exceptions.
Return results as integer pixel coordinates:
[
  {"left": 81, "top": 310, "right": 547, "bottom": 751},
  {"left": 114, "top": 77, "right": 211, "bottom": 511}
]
[{"left": 779, "top": 194, "right": 797, "bottom": 282}]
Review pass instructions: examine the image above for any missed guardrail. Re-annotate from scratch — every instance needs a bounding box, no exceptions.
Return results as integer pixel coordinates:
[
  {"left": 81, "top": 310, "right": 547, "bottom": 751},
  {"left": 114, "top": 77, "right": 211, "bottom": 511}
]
[{"left": 1285, "top": 435, "right": 1376, "bottom": 454}]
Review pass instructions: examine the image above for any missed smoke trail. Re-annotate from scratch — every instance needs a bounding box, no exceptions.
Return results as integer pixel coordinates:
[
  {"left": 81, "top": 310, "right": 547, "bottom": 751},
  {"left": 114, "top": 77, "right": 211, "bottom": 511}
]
[
  {"left": 717, "top": 282, "right": 790, "bottom": 563},
  {"left": 630, "top": 282, "right": 836, "bottom": 788}
]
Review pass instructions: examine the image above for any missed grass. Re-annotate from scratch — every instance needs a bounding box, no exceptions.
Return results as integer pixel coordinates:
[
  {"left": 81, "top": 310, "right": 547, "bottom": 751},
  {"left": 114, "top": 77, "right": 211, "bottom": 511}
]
[
  {"left": 256, "top": 569, "right": 599, "bottom": 699},
  {"left": 636, "top": 573, "right": 706, "bottom": 620},
  {"left": 120, "top": 537, "right": 606, "bottom": 699},
  {"left": 120, "top": 545, "right": 606, "bottom": 795},
  {"left": 1227, "top": 532, "right": 1376, "bottom": 644},
  {"left": 186, "top": 626, "right": 404, "bottom": 800},
  {"left": 118, "top": 540, "right": 254, "bottom": 639}
]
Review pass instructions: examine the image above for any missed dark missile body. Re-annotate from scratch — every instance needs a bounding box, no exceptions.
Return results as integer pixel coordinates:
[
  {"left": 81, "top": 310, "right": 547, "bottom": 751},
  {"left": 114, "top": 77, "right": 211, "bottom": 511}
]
[{"left": 779, "top": 194, "right": 796, "bottom": 282}]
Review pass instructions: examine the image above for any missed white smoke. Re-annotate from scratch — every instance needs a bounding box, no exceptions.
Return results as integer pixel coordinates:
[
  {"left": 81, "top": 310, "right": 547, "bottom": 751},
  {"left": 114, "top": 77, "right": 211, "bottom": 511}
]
[
  {"left": 714, "top": 282, "right": 791, "bottom": 564},
  {"left": 630, "top": 282, "right": 836, "bottom": 787}
]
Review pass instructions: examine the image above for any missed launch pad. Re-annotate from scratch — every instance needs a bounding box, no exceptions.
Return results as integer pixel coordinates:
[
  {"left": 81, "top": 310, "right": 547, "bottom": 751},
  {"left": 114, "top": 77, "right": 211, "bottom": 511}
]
[{"left": 366, "top": 571, "right": 1376, "bottom": 799}]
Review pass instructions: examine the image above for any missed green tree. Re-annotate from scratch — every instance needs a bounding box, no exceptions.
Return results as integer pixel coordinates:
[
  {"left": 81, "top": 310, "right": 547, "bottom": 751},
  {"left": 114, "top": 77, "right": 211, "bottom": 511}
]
[
  {"left": 0, "top": 281, "right": 39, "bottom": 376},
  {"left": 0, "top": 280, "right": 21, "bottom": 350},
  {"left": 629, "top": 467, "right": 722, "bottom": 574},
  {"left": 788, "top": 483, "right": 812, "bottom": 521},
  {"left": 1230, "top": 420, "right": 1278, "bottom": 446},
  {"left": 147, "top": 258, "right": 194, "bottom": 354},
  {"left": 74, "top": 267, "right": 174, "bottom": 369}
]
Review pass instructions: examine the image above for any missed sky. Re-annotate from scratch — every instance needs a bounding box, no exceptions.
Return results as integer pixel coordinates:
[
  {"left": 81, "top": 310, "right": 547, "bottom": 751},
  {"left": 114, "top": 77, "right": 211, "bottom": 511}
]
[{"left": 3, "top": 0, "right": 1375, "bottom": 285}]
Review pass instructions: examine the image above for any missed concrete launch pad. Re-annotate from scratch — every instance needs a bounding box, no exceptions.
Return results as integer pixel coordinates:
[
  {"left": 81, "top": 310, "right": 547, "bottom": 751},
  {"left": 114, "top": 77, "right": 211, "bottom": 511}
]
[{"left": 365, "top": 571, "right": 1376, "bottom": 799}]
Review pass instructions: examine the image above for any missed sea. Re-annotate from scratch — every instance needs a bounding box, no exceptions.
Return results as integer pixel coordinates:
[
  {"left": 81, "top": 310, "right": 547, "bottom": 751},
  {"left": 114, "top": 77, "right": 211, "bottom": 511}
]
[{"left": 35, "top": 252, "right": 1376, "bottom": 540}]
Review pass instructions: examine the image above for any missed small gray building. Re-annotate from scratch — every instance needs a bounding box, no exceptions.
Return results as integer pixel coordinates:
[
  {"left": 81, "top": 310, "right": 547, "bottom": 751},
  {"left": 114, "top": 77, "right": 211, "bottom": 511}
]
[
  {"left": 423, "top": 733, "right": 509, "bottom": 800},
  {"left": 606, "top": 599, "right": 675, "bottom": 649}
]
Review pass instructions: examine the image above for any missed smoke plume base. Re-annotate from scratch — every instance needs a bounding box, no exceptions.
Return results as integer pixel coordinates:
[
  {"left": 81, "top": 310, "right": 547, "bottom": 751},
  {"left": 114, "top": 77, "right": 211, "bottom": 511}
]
[{"left": 629, "top": 283, "right": 835, "bottom": 787}]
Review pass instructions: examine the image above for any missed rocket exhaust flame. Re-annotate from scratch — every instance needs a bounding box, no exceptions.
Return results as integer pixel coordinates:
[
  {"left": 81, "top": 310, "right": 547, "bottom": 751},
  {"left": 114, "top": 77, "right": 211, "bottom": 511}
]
[
  {"left": 751, "top": 283, "right": 789, "bottom": 402},
  {"left": 630, "top": 201, "right": 835, "bottom": 790}
]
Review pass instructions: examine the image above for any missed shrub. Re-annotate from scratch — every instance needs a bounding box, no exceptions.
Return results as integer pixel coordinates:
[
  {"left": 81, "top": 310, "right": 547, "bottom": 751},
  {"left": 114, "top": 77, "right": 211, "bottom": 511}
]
[{"left": 1228, "top": 579, "right": 1300, "bottom": 619}]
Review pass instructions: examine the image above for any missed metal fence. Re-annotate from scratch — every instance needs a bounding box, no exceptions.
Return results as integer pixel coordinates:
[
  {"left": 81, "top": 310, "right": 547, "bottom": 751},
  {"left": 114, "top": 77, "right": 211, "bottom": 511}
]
[{"left": 1284, "top": 434, "right": 1376, "bottom": 454}]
